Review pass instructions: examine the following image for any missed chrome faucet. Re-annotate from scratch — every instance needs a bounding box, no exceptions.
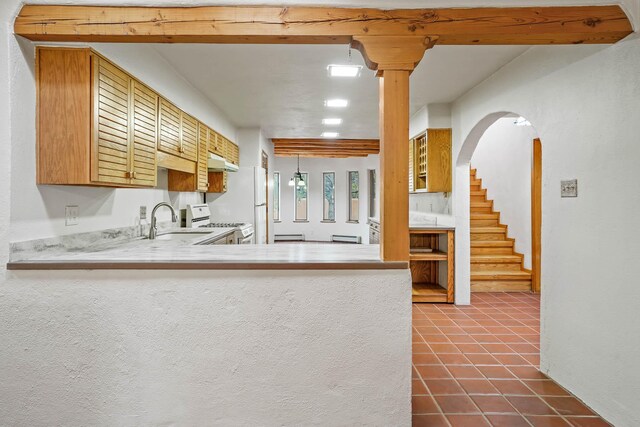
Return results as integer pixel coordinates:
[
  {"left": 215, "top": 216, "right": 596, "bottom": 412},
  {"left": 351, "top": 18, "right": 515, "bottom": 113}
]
[{"left": 149, "top": 202, "right": 178, "bottom": 239}]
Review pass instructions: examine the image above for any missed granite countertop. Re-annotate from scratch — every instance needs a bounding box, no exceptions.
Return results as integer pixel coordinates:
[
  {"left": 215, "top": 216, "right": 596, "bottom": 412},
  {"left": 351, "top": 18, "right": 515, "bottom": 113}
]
[{"left": 8, "top": 228, "right": 405, "bottom": 270}]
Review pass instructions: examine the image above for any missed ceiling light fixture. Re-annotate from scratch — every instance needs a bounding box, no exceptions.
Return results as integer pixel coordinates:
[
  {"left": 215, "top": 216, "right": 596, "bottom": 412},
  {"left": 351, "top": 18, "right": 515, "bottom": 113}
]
[
  {"left": 327, "top": 64, "right": 362, "bottom": 77},
  {"left": 289, "top": 154, "right": 306, "bottom": 187},
  {"left": 514, "top": 117, "right": 532, "bottom": 127},
  {"left": 324, "top": 99, "right": 349, "bottom": 108},
  {"left": 322, "top": 118, "right": 342, "bottom": 126},
  {"left": 321, "top": 131, "right": 339, "bottom": 138}
]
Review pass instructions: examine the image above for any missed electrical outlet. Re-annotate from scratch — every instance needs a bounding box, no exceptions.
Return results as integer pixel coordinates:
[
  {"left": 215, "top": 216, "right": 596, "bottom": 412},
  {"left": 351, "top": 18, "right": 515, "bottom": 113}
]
[
  {"left": 561, "top": 179, "right": 578, "bottom": 198},
  {"left": 65, "top": 205, "right": 79, "bottom": 226},
  {"left": 140, "top": 205, "right": 147, "bottom": 220}
]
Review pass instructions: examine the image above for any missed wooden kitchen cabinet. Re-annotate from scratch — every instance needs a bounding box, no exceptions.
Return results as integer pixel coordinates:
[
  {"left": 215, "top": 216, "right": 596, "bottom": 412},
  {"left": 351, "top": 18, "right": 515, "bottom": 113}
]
[
  {"left": 37, "top": 47, "right": 157, "bottom": 187},
  {"left": 208, "top": 171, "right": 228, "bottom": 193},
  {"left": 410, "top": 228, "right": 455, "bottom": 304},
  {"left": 167, "top": 120, "right": 210, "bottom": 192},
  {"left": 37, "top": 46, "right": 237, "bottom": 191},
  {"left": 157, "top": 98, "right": 197, "bottom": 162},
  {"left": 410, "top": 129, "right": 452, "bottom": 193},
  {"left": 208, "top": 130, "right": 224, "bottom": 156}
]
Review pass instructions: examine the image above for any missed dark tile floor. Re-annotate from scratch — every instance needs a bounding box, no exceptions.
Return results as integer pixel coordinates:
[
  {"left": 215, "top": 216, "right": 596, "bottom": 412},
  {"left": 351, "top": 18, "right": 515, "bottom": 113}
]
[{"left": 412, "top": 292, "right": 611, "bottom": 427}]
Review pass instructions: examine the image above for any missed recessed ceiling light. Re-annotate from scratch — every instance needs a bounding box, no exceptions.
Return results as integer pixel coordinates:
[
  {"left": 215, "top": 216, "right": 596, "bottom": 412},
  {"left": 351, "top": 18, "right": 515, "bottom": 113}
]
[
  {"left": 321, "top": 132, "right": 339, "bottom": 138},
  {"left": 327, "top": 64, "right": 362, "bottom": 77},
  {"left": 322, "top": 118, "right": 342, "bottom": 126},
  {"left": 324, "top": 99, "right": 349, "bottom": 108}
]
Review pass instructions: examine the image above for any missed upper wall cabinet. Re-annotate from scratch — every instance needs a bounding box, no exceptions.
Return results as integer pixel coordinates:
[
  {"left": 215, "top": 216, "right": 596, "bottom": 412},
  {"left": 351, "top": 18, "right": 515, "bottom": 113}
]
[
  {"left": 37, "top": 47, "right": 238, "bottom": 191},
  {"left": 410, "top": 128, "right": 452, "bottom": 193},
  {"left": 37, "top": 47, "right": 157, "bottom": 187}
]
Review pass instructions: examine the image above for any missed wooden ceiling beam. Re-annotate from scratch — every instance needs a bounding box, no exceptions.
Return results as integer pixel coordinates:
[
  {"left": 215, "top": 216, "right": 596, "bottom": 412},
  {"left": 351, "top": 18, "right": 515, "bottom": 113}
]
[
  {"left": 272, "top": 138, "right": 379, "bottom": 158},
  {"left": 14, "top": 5, "right": 632, "bottom": 46}
]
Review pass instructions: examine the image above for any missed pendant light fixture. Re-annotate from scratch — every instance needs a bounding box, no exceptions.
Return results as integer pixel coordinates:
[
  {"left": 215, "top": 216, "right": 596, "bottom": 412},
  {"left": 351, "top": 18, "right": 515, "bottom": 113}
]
[{"left": 289, "top": 154, "right": 306, "bottom": 187}]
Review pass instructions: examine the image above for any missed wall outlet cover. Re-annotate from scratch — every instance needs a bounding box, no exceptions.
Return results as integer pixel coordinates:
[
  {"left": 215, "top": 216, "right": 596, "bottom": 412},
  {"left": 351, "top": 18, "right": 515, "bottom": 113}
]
[
  {"left": 65, "top": 205, "right": 79, "bottom": 226},
  {"left": 561, "top": 179, "right": 578, "bottom": 198},
  {"left": 140, "top": 206, "right": 147, "bottom": 220}
]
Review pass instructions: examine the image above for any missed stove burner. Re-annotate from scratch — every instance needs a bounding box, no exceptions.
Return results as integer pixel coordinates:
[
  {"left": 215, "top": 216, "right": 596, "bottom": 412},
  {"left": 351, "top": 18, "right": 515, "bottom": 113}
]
[{"left": 200, "top": 222, "right": 245, "bottom": 228}]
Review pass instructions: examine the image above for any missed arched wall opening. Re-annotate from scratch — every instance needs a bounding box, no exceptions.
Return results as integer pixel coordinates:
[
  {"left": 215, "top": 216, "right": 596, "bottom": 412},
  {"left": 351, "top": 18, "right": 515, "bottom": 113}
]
[{"left": 454, "top": 111, "right": 541, "bottom": 302}]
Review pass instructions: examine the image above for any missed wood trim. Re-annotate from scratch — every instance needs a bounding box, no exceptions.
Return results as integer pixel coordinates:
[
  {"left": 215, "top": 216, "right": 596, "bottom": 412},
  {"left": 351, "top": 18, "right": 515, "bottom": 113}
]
[
  {"left": 531, "top": 138, "right": 542, "bottom": 293},
  {"left": 379, "top": 70, "right": 410, "bottom": 262},
  {"left": 447, "top": 230, "right": 455, "bottom": 303},
  {"left": 273, "top": 138, "right": 379, "bottom": 158},
  {"left": 15, "top": 5, "right": 632, "bottom": 46},
  {"left": 157, "top": 151, "right": 196, "bottom": 174}
]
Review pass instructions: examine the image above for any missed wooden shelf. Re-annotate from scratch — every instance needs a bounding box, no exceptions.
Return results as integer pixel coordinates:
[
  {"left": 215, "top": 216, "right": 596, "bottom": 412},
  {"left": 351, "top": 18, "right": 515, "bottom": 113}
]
[
  {"left": 410, "top": 251, "right": 447, "bottom": 261},
  {"left": 408, "top": 228, "right": 455, "bottom": 304},
  {"left": 412, "top": 283, "right": 448, "bottom": 303}
]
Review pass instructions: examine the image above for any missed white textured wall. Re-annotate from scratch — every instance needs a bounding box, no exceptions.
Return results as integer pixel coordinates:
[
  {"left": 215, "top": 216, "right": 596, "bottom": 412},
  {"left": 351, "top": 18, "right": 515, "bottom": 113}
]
[
  {"left": 471, "top": 117, "right": 538, "bottom": 268},
  {"left": 451, "top": 38, "right": 640, "bottom": 426},
  {"left": 9, "top": 39, "right": 237, "bottom": 243},
  {"left": 273, "top": 156, "right": 379, "bottom": 243},
  {"left": 0, "top": 269, "right": 411, "bottom": 426}
]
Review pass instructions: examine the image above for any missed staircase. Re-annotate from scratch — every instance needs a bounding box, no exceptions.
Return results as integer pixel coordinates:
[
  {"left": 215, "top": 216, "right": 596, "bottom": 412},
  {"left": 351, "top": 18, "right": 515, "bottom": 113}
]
[{"left": 470, "top": 168, "right": 532, "bottom": 292}]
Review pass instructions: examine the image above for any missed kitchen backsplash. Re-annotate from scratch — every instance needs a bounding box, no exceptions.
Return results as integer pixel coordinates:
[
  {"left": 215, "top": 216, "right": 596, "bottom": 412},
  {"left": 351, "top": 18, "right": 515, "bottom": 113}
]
[{"left": 409, "top": 192, "right": 451, "bottom": 214}]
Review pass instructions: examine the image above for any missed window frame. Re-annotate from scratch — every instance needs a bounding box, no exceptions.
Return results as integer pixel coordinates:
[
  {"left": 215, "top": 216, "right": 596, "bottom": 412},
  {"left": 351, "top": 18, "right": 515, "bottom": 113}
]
[
  {"left": 347, "top": 170, "right": 360, "bottom": 223},
  {"left": 322, "top": 172, "right": 336, "bottom": 222},
  {"left": 368, "top": 169, "right": 376, "bottom": 218}
]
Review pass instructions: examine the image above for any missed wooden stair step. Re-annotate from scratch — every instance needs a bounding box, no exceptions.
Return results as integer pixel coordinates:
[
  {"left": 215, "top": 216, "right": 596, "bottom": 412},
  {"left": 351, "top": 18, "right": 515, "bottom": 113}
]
[
  {"left": 471, "top": 263, "right": 523, "bottom": 272},
  {"left": 471, "top": 240, "right": 514, "bottom": 247},
  {"left": 471, "top": 221, "right": 499, "bottom": 227},
  {"left": 470, "top": 226, "right": 506, "bottom": 233},
  {"left": 471, "top": 255, "right": 522, "bottom": 263},
  {"left": 470, "top": 190, "right": 486, "bottom": 196},
  {"left": 471, "top": 213, "right": 499, "bottom": 219},
  {"left": 471, "top": 271, "right": 532, "bottom": 281}
]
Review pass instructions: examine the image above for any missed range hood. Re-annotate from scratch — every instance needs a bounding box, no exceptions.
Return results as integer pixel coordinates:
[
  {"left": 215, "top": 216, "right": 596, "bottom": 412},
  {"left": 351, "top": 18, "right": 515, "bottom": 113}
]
[{"left": 207, "top": 153, "right": 238, "bottom": 172}]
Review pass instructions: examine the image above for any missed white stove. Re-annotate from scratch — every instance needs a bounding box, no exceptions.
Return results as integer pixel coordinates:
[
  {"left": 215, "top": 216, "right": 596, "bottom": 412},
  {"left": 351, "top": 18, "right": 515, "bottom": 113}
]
[{"left": 185, "top": 204, "right": 254, "bottom": 244}]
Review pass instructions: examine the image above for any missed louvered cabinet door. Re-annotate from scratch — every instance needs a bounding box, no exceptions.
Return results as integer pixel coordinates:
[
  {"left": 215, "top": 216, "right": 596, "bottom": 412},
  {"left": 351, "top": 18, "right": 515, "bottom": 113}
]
[
  {"left": 208, "top": 130, "right": 222, "bottom": 156},
  {"left": 131, "top": 80, "right": 158, "bottom": 187},
  {"left": 92, "top": 56, "right": 131, "bottom": 185},
  {"left": 222, "top": 137, "right": 232, "bottom": 161},
  {"left": 197, "top": 122, "right": 209, "bottom": 192},
  {"left": 158, "top": 98, "right": 181, "bottom": 156},
  {"left": 180, "top": 112, "right": 198, "bottom": 162}
]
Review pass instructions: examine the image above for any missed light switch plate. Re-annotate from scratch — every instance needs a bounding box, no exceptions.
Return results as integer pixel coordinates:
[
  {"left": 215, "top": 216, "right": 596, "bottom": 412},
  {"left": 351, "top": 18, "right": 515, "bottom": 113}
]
[
  {"left": 561, "top": 179, "right": 578, "bottom": 198},
  {"left": 140, "top": 206, "right": 147, "bottom": 220},
  {"left": 65, "top": 205, "right": 79, "bottom": 226}
]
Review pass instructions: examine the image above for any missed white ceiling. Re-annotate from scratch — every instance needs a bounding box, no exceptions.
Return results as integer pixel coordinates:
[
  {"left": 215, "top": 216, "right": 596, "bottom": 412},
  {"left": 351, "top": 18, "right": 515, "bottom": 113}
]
[{"left": 154, "top": 44, "right": 529, "bottom": 139}]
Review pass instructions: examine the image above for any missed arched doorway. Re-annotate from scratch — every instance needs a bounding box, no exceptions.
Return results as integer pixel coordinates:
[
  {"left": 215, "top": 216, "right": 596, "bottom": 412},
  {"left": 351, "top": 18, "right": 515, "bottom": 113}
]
[{"left": 456, "top": 112, "right": 542, "bottom": 295}]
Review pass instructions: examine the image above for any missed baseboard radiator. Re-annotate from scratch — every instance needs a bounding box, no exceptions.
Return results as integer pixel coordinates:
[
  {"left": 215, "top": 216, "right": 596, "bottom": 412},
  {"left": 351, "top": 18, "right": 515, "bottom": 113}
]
[
  {"left": 331, "top": 234, "right": 362, "bottom": 244},
  {"left": 274, "top": 234, "right": 306, "bottom": 242}
]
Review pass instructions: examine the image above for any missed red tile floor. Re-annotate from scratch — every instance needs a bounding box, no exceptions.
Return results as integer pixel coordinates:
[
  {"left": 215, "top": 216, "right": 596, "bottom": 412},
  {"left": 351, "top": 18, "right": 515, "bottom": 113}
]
[{"left": 412, "top": 292, "right": 610, "bottom": 427}]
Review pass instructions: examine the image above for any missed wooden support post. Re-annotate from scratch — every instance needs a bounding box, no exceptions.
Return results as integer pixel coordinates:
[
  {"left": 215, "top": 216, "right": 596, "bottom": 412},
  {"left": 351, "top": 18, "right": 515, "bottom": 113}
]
[
  {"left": 352, "top": 36, "right": 433, "bottom": 262},
  {"left": 378, "top": 70, "right": 410, "bottom": 261}
]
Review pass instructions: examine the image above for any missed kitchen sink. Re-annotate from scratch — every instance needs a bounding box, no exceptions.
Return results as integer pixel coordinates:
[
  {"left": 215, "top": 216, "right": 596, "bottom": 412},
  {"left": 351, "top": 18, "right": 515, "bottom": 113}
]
[{"left": 153, "top": 232, "right": 213, "bottom": 242}]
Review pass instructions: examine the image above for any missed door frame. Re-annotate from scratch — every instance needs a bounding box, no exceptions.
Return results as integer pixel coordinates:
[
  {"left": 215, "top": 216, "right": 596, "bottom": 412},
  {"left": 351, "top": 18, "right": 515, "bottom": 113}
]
[{"left": 531, "top": 138, "right": 542, "bottom": 293}]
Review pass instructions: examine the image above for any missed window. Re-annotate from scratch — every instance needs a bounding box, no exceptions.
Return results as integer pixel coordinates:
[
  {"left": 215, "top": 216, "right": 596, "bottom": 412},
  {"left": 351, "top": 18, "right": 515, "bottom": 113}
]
[
  {"left": 348, "top": 171, "right": 359, "bottom": 222},
  {"left": 294, "top": 173, "right": 308, "bottom": 221},
  {"left": 273, "top": 172, "right": 280, "bottom": 221},
  {"left": 368, "top": 169, "right": 376, "bottom": 218},
  {"left": 322, "top": 172, "right": 335, "bottom": 221}
]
